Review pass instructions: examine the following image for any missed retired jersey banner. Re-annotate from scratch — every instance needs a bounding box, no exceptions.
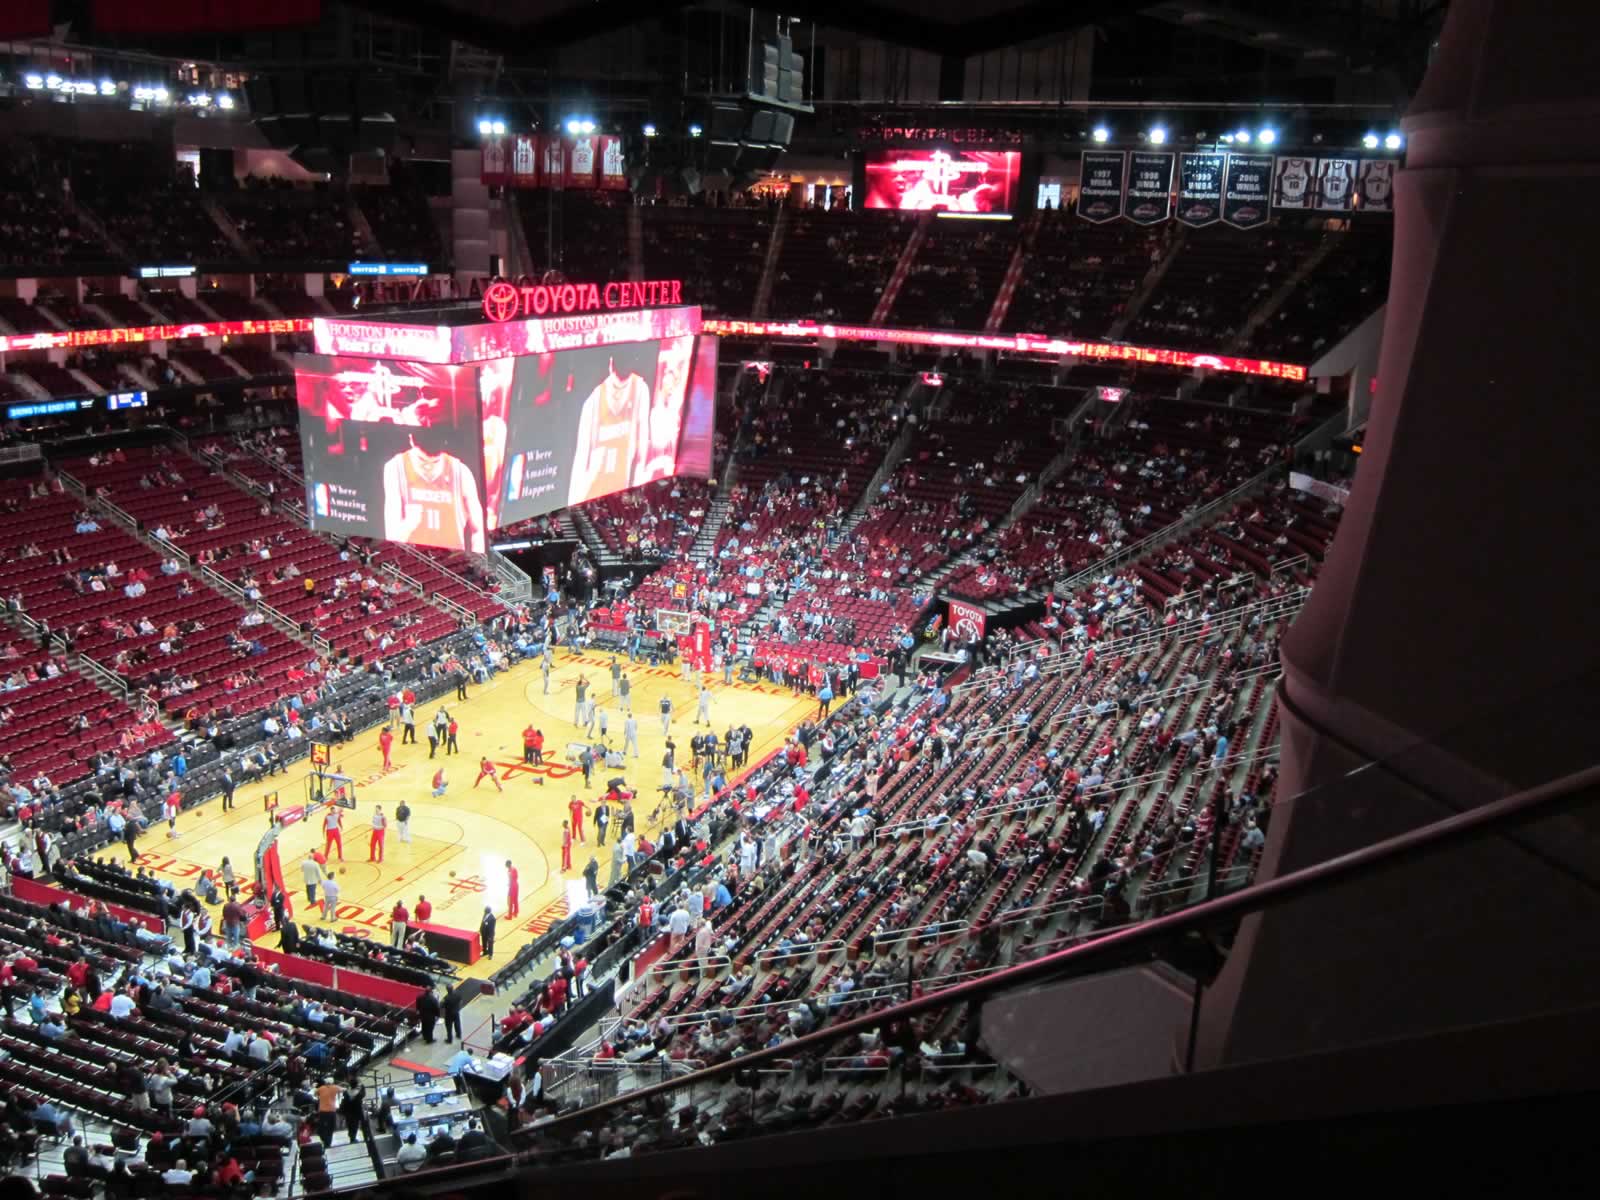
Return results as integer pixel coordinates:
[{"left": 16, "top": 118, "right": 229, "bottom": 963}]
[
  {"left": 510, "top": 134, "right": 538, "bottom": 189},
  {"left": 1357, "top": 159, "right": 1395, "bottom": 213},
  {"left": 1222, "top": 153, "right": 1274, "bottom": 229},
  {"left": 1272, "top": 156, "right": 1316, "bottom": 209},
  {"left": 947, "top": 599, "right": 988, "bottom": 642},
  {"left": 1315, "top": 157, "right": 1357, "bottom": 211},
  {"left": 540, "top": 135, "right": 565, "bottom": 188},
  {"left": 599, "top": 136, "right": 627, "bottom": 190},
  {"left": 1177, "top": 152, "right": 1225, "bottom": 227},
  {"left": 480, "top": 136, "right": 509, "bottom": 187},
  {"left": 567, "top": 135, "right": 599, "bottom": 189},
  {"left": 1126, "top": 152, "right": 1175, "bottom": 225},
  {"left": 1077, "top": 151, "right": 1127, "bottom": 224}
]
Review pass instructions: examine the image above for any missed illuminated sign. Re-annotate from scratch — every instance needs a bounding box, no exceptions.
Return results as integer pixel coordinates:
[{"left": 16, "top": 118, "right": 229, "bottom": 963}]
[
  {"left": 107, "top": 390, "right": 148, "bottom": 410},
  {"left": 7, "top": 398, "right": 96, "bottom": 420},
  {"left": 1096, "top": 386, "right": 1128, "bottom": 403},
  {"left": 0, "top": 318, "right": 311, "bottom": 355},
  {"left": 921, "top": 372, "right": 945, "bottom": 387},
  {"left": 863, "top": 149, "right": 1021, "bottom": 214},
  {"left": 314, "top": 305, "right": 702, "bottom": 365},
  {"left": 348, "top": 262, "right": 430, "bottom": 277},
  {"left": 479, "top": 278, "right": 684, "bottom": 323},
  {"left": 701, "top": 319, "right": 1310, "bottom": 382},
  {"left": 136, "top": 265, "right": 196, "bottom": 279}
]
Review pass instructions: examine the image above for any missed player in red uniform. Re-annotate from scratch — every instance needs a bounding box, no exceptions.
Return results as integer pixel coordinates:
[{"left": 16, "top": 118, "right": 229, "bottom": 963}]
[
  {"left": 505, "top": 860, "right": 520, "bottom": 918},
  {"left": 323, "top": 805, "right": 344, "bottom": 860},
  {"left": 560, "top": 820, "right": 573, "bottom": 872},
  {"left": 568, "top": 795, "right": 588, "bottom": 843},
  {"left": 378, "top": 726, "right": 394, "bottom": 770},
  {"left": 474, "top": 756, "right": 503, "bottom": 791}
]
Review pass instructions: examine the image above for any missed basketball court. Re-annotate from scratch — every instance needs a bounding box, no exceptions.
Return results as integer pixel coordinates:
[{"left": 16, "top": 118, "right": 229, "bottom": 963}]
[{"left": 130, "top": 647, "right": 814, "bottom": 979}]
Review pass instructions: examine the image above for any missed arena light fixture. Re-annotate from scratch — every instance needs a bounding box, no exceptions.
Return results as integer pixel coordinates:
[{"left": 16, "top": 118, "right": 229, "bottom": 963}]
[
  {"left": 565, "top": 118, "right": 580, "bottom": 135},
  {"left": 689, "top": 123, "right": 703, "bottom": 137},
  {"left": 477, "top": 118, "right": 493, "bottom": 136},
  {"left": 1257, "top": 127, "right": 1277, "bottom": 146},
  {"left": 1384, "top": 132, "right": 1403, "bottom": 150},
  {"left": 1362, "top": 132, "right": 1380, "bottom": 150},
  {"left": 1091, "top": 125, "right": 1109, "bottom": 143},
  {"left": 154, "top": 87, "right": 169, "bottom": 102},
  {"left": 99, "top": 79, "right": 116, "bottom": 95},
  {"left": 491, "top": 119, "right": 506, "bottom": 135},
  {"left": 190, "top": 92, "right": 211, "bottom": 107},
  {"left": 1148, "top": 126, "right": 1167, "bottom": 145},
  {"left": 24, "top": 73, "right": 44, "bottom": 89},
  {"left": 1219, "top": 132, "right": 1235, "bottom": 144},
  {"left": 580, "top": 119, "right": 595, "bottom": 135},
  {"left": 643, "top": 123, "right": 657, "bottom": 137},
  {"left": 45, "top": 73, "right": 62, "bottom": 89},
  {"left": 1234, "top": 128, "right": 1252, "bottom": 143},
  {"left": 217, "top": 93, "right": 234, "bottom": 110}
]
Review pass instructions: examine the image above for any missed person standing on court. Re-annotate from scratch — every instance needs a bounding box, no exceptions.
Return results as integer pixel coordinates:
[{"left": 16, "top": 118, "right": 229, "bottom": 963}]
[
  {"left": 416, "top": 988, "right": 440, "bottom": 1043},
  {"left": 579, "top": 746, "right": 594, "bottom": 787},
  {"left": 623, "top": 712, "right": 640, "bottom": 758},
  {"left": 696, "top": 685, "right": 713, "bottom": 727},
  {"left": 582, "top": 855, "right": 599, "bottom": 898},
  {"left": 321, "top": 872, "right": 340, "bottom": 923},
  {"left": 390, "top": 899, "right": 408, "bottom": 948},
  {"left": 432, "top": 706, "right": 448, "bottom": 750},
  {"left": 569, "top": 794, "right": 588, "bottom": 843},
  {"left": 323, "top": 806, "right": 344, "bottom": 860},
  {"left": 220, "top": 766, "right": 236, "bottom": 812},
  {"left": 530, "top": 728, "right": 545, "bottom": 765},
  {"left": 395, "top": 799, "right": 411, "bottom": 843},
  {"left": 479, "top": 907, "right": 497, "bottom": 959},
  {"left": 474, "top": 757, "right": 503, "bottom": 792},
  {"left": 301, "top": 855, "right": 323, "bottom": 906},
  {"left": 522, "top": 723, "right": 539, "bottom": 764},
  {"left": 378, "top": 726, "right": 394, "bottom": 771},
  {"left": 659, "top": 694, "right": 673, "bottom": 735},
  {"left": 573, "top": 674, "right": 590, "bottom": 728},
  {"left": 560, "top": 820, "right": 572, "bottom": 872},
  {"left": 541, "top": 653, "right": 552, "bottom": 695},
  {"left": 455, "top": 670, "right": 469, "bottom": 702},
  {"left": 609, "top": 655, "right": 622, "bottom": 693},
  {"left": 426, "top": 721, "right": 439, "bottom": 758},
  {"left": 399, "top": 702, "right": 416, "bottom": 745},
  {"left": 594, "top": 797, "right": 611, "bottom": 846},
  {"left": 617, "top": 673, "right": 632, "bottom": 713},
  {"left": 442, "top": 989, "right": 463, "bottom": 1044},
  {"left": 505, "top": 860, "right": 520, "bottom": 918},
  {"left": 446, "top": 716, "right": 459, "bottom": 755},
  {"left": 368, "top": 805, "right": 387, "bottom": 863}
]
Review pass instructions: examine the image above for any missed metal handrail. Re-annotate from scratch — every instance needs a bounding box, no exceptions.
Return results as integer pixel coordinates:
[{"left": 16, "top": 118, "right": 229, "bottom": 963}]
[{"left": 506, "top": 760, "right": 1600, "bottom": 1141}]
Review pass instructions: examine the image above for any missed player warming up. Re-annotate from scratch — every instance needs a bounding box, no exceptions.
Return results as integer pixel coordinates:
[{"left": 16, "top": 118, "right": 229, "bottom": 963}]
[
  {"left": 505, "top": 860, "right": 520, "bottom": 918},
  {"left": 323, "top": 805, "right": 345, "bottom": 860},
  {"left": 569, "top": 794, "right": 588, "bottom": 843},
  {"left": 475, "top": 757, "right": 504, "bottom": 791},
  {"left": 369, "top": 804, "right": 387, "bottom": 863}
]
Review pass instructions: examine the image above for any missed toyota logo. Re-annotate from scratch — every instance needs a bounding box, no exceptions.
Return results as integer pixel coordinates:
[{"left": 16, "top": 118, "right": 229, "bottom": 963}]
[
  {"left": 482, "top": 280, "right": 520, "bottom": 323},
  {"left": 953, "top": 616, "right": 981, "bottom": 641}
]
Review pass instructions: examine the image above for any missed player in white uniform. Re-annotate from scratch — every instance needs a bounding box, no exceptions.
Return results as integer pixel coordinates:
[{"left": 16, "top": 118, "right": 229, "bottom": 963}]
[{"left": 1276, "top": 157, "right": 1311, "bottom": 207}]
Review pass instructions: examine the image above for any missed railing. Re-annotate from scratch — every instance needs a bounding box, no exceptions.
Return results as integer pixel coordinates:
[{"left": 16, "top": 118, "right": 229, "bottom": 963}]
[
  {"left": 1055, "top": 463, "right": 1285, "bottom": 596},
  {"left": 0, "top": 444, "right": 41, "bottom": 465},
  {"left": 77, "top": 651, "right": 130, "bottom": 699},
  {"left": 1131, "top": 865, "right": 1254, "bottom": 917},
  {"left": 486, "top": 549, "right": 535, "bottom": 603}
]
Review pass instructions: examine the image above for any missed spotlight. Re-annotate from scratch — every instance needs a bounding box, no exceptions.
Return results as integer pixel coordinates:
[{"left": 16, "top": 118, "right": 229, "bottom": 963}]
[
  {"left": 491, "top": 120, "right": 506, "bottom": 135},
  {"left": 1234, "top": 128, "right": 1252, "bottom": 144},
  {"left": 217, "top": 94, "right": 234, "bottom": 110},
  {"left": 1091, "top": 126, "right": 1109, "bottom": 143},
  {"left": 191, "top": 93, "right": 211, "bottom": 107},
  {"left": 579, "top": 119, "right": 595, "bottom": 135},
  {"left": 99, "top": 79, "right": 116, "bottom": 95},
  {"left": 153, "top": 87, "right": 169, "bottom": 102},
  {"left": 24, "top": 73, "right": 43, "bottom": 89},
  {"left": 1219, "top": 132, "right": 1235, "bottom": 144},
  {"left": 45, "top": 74, "right": 62, "bottom": 90},
  {"left": 1384, "top": 132, "right": 1403, "bottom": 150},
  {"left": 1257, "top": 128, "right": 1276, "bottom": 146},
  {"left": 565, "top": 118, "right": 580, "bottom": 135},
  {"left": 477, "top": 118, "right": 493, "bottom": 135},
  {"left": 1148, "top": 126, "right": 1167, "bottom": 145},
  {"left": 1362, "top": 133, "right": 1380, "bottom": 150},
  {"left": 643, "top": 123, "right": 657, "bottom": 137},
  {"left": 688, "top": 123, "right": 703, "bottom": 137}
]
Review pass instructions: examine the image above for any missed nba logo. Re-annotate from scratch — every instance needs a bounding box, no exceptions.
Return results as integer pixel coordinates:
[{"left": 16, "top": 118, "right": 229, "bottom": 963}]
[{"left": 314, "top": 483, "right": 331, "bottom": 517}]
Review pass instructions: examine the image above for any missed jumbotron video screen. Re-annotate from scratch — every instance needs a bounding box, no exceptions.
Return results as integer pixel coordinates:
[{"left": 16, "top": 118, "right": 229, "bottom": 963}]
[
  {"left": 862, "top": 149, "right": 1022, "bottom": 214},
  {"left": 295, "top": 333, "right": 717, "bottom": 548}
]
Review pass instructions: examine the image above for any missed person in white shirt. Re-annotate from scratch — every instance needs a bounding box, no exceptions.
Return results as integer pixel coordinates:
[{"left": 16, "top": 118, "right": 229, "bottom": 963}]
[
  {"left": 162, "top": 1162, "right": 193, "bottom": 1186},
  {"left": 667, "top": 904, "right": 690, "bottom": 946},
  {"left": 396, "top": 1134, "right": 428, "bottom": 1171},
  {"left": 109, "top": 991, "right": 137, "bottom": 1020}
]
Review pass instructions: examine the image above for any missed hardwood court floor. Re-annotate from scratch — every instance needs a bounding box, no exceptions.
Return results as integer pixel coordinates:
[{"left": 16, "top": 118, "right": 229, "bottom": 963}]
[{"left": 131, "top": 648, "right": 814, "bottom": 980}]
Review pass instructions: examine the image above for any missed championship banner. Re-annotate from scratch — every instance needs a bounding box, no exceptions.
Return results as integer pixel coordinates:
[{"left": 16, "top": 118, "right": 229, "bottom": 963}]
[
  {"left": 1177, "top": 152, "right": 1226, "bottom": 227},
  {"left": 1221, "top": 153, "right": 1274, "bottom": 230},
  {"left": 510, "top": 134, "right": 538, "bottom": 189},
  {"left": 1126, "top": 152, "right": 1175, "bottom": 225},
  {"left": 540, "top": 135, "right": 565, "bottom": 189},
  {"left": 1315, "top": 157, "right": 1357, "bottom": 211},
  {"left": 599, "top": 135, "right": 627, "bottom": 190},
  {"left": 1357, "top": 159, "right": 1395, "bottom": 213},
  {"left": 480, "top": 135, "right": 509, "bottom": 187},
  {"left": 1272, "top": 155, "right": 1316, "bottom": 209},
  {"left": 947, "top": 599, "right": 987, "bottom": 642},
  {"left": 1077, "top": 151, "right": 1127, "bottom": 224},
  {"left": 567, "top": 135, "right": 598, "bottom": 189}
]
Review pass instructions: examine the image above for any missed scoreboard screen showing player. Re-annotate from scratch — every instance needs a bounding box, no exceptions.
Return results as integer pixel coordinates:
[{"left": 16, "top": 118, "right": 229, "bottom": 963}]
[
  {"left": 862, "top": 149, "right": 1022, "bottom": 214},
  {"left": 487, "top": 333, "right": 712, "bottom": 530},
  {"left": 294, "top": 355, "right": 490, "bottom": 553}
]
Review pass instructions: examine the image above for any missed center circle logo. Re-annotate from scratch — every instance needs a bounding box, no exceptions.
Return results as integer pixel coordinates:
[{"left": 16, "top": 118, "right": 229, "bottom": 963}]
[{"left": 483, "top": 280, "right": 519, "bottom": 323}]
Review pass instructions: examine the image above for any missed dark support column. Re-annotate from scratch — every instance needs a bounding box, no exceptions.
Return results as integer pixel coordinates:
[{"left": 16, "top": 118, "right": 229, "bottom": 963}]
[{"left": 1194, "top": 0, "right": 1600, "bottom": 1069}]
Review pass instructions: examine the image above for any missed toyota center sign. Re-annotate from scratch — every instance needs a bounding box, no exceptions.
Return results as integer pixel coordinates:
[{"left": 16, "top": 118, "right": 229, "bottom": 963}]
[{"left": 480, "top": 278, "right": 684, "bottom": 323}]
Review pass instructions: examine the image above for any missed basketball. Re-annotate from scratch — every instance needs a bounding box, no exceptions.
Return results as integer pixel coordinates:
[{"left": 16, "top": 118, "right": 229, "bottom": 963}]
[{"left": 339, "top": 867, "right": 347, "bottom": 875}]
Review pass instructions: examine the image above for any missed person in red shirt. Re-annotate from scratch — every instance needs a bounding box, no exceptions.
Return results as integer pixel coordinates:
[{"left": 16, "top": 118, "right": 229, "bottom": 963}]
[
  {"left": 389, "top": 900, "right": 409, "bottom": 948},
  {"left": 504, "top": 860, "right": 520, "bottom": 918},
  {"left": 165, "top": 790, "right": 181, "bottom": 839},
  {"left": 67, "top": 958, "right": 89, "bottom": 990},
  {"left": 521, "top": 724, "right": 539, "bottom": 764},
  {"left": 378, "top": 726, "right": 394, "bottom": 771},
  {"left": 568, "top": 795, "right": 587, "bottom": 843},
  {"left": 543, "top": 973, "right": 568, "bottom": 1014},
  {"left": 415, "top": 895, "right": 433, "bottom": 922},
  {"left": 560, "top": 821, "right": 572, "bottom": 872},
  {"left": 446, "top": 718, "right": 459, "bottom": 755},
  {"left": 531, "top": 728, "right": 545, "bottom": 765},
  {"left": 474, "top": 757, "right": 503, "bottom": 792},
  {"left": 638, "top": 895, "right": 654, "bottom": 931}
]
